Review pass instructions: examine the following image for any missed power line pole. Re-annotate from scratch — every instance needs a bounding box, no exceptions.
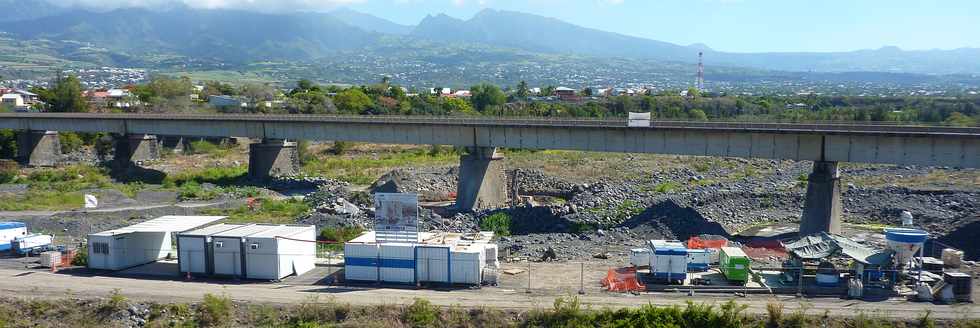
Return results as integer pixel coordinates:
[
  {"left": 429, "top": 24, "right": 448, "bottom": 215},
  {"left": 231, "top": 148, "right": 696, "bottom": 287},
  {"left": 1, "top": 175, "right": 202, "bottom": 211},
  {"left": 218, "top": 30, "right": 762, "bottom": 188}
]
[{"left": 696, "top": 52, "right": 705, "bottom": 92}]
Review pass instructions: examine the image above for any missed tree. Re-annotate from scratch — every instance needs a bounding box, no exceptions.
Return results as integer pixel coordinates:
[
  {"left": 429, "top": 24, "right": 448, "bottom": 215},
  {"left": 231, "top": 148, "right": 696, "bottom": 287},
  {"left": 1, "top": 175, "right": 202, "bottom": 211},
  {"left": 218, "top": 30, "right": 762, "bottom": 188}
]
[
  {"left": 333, "top": 88, "right": 374, "bottom": 114},
  {"left": 689, "top": 109, "right": 708, "bottom": 121},
  {"left": 442, "top": 97, "right": 475, "bottom": 115},
  {"left": 287, "top": 91, "right": 336, "bottom": 114},
  {"left": 296, "top": 79, "right": 315, "bottom": 92},
  {"left": 945, "top": 112, "right": 976, "bottom": 127},
  {"left": 515, "top": 81, "right": 530, "bottom": 100},
  {"left": 48, "top": 74, "right": 88, "bottom": 113},
  {"left": 470, "top": 83, "right": 506, "bottom": 112},
  {"left": 687, "top": 87, "right": 701, "bottom": 99}
]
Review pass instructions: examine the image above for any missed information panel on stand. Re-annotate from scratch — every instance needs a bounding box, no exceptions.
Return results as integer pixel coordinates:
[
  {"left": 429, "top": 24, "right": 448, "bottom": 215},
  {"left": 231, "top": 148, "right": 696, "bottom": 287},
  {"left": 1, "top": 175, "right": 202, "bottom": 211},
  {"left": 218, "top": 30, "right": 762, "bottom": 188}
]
[{"left": 374, "top": 193, "right": 420, "bottom": 243}]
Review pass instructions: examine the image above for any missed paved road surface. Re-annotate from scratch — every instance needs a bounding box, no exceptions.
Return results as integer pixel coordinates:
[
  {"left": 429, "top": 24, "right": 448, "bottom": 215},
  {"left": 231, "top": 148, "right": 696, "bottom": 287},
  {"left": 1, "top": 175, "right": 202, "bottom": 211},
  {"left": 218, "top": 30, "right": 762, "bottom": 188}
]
[{"left": 0, "top": 268, "right": 975, "bottom": 320}]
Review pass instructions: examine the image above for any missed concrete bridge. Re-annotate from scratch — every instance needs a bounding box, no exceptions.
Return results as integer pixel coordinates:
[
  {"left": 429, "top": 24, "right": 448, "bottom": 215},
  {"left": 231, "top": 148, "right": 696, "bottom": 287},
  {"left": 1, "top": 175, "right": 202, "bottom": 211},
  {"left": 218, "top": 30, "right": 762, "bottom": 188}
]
[{"left": 3, "top": 113, "right": 979, "bottom": 236}]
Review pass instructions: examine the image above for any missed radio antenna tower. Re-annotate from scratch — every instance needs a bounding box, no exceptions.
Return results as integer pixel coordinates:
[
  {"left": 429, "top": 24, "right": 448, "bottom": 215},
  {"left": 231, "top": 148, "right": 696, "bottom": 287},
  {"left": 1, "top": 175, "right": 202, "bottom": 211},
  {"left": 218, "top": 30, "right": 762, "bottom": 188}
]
[{"left": 696, "top": 52, "right": 705, "bottom": 91}]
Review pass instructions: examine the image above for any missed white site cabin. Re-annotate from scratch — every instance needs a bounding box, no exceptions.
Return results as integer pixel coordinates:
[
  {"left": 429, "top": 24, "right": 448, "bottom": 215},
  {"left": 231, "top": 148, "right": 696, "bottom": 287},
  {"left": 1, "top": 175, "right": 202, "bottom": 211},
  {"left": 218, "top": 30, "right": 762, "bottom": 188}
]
[
  {"left": 210, "top": 224, "right": 283, "bottom": 278},
  {"left": 87, "top": 216, "right": 226, "bottom": 271},
  {"left": 177, "top": 224, "right": 246, "bottom": 275},
  {"left": 243, "top": 225, "right": 316, "bottom": 280}
]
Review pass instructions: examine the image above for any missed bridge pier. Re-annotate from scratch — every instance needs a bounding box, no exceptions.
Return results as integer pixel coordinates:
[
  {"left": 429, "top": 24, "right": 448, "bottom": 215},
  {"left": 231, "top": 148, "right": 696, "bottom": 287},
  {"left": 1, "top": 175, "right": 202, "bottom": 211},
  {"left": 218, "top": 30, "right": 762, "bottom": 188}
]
[
  {"left": 113, "top": 134, "right": 160, "bottom": 167},
  {"left": 455, "top": 147, "right": 508, "bottom": 212},
  {"left": 16, "top": 130, "right": 61, "bottom": 167},
  {"left": 160, "top": 136, "right": 190, "bottom": 154},
  {"left": 799, "top": 161, "right": 843, "bottom": 236},
  {"left": 248, "top": 138, "right": 299, "bottom": 181}
]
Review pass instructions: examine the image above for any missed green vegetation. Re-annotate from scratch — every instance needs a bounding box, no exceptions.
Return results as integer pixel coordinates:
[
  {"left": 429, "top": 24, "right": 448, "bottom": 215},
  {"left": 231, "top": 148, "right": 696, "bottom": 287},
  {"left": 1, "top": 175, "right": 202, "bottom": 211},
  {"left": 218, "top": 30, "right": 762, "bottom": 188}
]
[
  {"left": 0, "top": 294, "right": 975, "bottom": 327},
  {"left": 655, "top": 181, "right": 681, "bottom": 193},
  {"left": 327, "top": 141, "right": 353, "bottom": 155},
  {"left": 202, "top": 198, "right": 310, "bottom": 224},
  {"left": 45, "top": 74, "right": 88, "bottom": 113},
  {"left": 72, "top": 245, "right": 88, "bottom": 267},
  {"left": 479, "top": 212, "right": 513, "bottom": 236},
  {"left": 0, "top": 129, "right": 16, "bottom": 159},
  {"left": 302, "top": 148, "right": 458, "bottom": 185},
  {"left": 0, "top": 159, "right": 17, "bottom": 184},
  {"left": 318, "top": 226, "right": 364, "bottom": 251},
  {"left": 188, "top": 140, "right": 237, "bottom": 157},
  {"left": 163, "top": 166, "right": 248, "bottom": 187},
  {"left": 0, "top": 164, "right": 146, "bottom": 211},
  {"left": 197, "top": 294, "right": 232, "bottom": 328},
  {"left": 404, "top": 299, "right": 439, "bottom": 328}
]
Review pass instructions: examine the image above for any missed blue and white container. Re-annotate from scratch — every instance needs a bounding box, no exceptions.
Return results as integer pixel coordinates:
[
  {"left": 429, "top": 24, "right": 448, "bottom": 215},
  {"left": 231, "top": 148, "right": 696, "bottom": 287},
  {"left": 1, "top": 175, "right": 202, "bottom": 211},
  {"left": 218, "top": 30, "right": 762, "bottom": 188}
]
[
  {"left": 649, "top": 240, "right": 688, "bottom": 283},
  {"left": 687, "top": 249, "right": 711, "bottom": 272},
  {"left": 0, "top": 222, "right": 27, "bottom": 252}
]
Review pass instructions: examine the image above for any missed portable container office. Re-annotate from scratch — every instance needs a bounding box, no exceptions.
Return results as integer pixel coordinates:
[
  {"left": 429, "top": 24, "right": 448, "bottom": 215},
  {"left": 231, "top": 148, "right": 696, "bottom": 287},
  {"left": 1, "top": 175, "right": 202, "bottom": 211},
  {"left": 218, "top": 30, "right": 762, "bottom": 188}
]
[
  {"left": 719, "top": 247, "right": 750, "bottom": 283},
  {"left": 211, "top": 224, "right": 283, "bottom": 278},
  {"left": 344, "top": 231, "right": 381, "bottom": 282},
  {"left": 243, "top": 225, "right": 316, "bottom": 280},
  {"left": 88, "top": 216, "right": 225, "bottom": 270},
  {"left": 344, "top": 230, "right": 497, "bottom": 286},
  {"left": 379, "top": 243, "right": 417, "bottom": 284},
  {"left": 630, "top": 248, "right": 651, "bottom": 268},
  {"left": 177, "top": 224, "right": 246, "bottom": 275},
  {"left": 0, "top": 222, "right": 27, "bottom": 252},
  {"left": 687, "top": 249, "right": 711, "bottom": 272},
  {"left": 450, "top": 244, "right": 487, "bottom": 285},
  {"left": 649, "top": 240, "right": 687, "bottom": 283}
]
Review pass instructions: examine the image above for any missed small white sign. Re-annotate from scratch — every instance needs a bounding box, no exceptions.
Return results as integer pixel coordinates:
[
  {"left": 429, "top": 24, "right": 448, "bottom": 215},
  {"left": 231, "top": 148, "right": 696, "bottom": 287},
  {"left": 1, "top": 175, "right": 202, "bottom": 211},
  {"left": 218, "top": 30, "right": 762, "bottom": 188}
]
[
  {"left": 84, "top": 194, "right": 98, "bottom": 209},
  {"left": 628, "top": 112, "right": 651, "bottom": 127}
]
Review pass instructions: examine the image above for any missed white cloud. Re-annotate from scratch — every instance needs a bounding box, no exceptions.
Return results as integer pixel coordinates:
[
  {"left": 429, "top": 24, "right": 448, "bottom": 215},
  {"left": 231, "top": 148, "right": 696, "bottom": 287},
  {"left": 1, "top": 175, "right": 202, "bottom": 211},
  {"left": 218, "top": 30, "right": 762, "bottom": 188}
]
[{"left": 46, "top": 0, "right": 365, "bottom": 13}]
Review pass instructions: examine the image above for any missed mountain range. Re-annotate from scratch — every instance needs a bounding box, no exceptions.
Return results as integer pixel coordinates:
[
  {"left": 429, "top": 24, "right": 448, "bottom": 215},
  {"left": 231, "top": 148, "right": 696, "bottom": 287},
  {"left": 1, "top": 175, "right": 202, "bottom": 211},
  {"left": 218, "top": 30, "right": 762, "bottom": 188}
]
[{"left": 0, "top": 2, "right": 978, "bottom": 76}]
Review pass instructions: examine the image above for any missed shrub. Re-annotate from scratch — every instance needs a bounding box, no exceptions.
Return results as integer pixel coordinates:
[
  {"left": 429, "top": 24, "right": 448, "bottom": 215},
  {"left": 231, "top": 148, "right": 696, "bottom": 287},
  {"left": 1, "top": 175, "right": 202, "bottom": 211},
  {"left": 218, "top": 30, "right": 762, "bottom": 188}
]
[
  {"left": 72, "top": 245, "right": 88, "bottom": 266},
  {"left": 197, "top": 294, "right": 232, "bottom": 328},
  {"left": 766, "top": 301, "right": 784, "bottom": 328},
  {"left": 479, "top": 212, "right": 512, "bottom": 236},
  {"left": 59, "top": 132, "right": 84, "bottom": 154},
  {"left": 99, "top": 289, "right": 127, "bottom": 314},
  {"left": 0, "top": 159, "right": 17, "bottom": 184},
  {"left": 655, "top": 181, "right": 680, "bottom": 193},
  {"left": 328, "top": 141, "right": 353, "bottom": 155},
  {"left": 403, "top": 298, "right": 438, "bottom": 328},
  {"left": 319, "top": 226, "right": 364, "bottom": 243}
]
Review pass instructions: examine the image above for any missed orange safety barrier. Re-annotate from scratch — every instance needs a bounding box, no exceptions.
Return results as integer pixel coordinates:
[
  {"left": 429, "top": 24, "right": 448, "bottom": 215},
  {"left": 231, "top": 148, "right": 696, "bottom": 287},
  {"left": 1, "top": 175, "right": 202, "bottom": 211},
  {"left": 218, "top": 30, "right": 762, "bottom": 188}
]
[
  {"left": 600, "top": 267, "right": 645, "bottom": 292},
  {"left": 687, "top": 236, "right": 729, "bottom": 249}
]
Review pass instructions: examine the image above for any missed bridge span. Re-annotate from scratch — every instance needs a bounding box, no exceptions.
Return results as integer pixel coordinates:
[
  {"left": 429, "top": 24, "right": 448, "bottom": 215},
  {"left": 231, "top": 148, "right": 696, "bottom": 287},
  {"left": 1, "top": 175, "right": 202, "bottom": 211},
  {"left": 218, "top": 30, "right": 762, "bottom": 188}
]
[{"left": 2, "top": 113, "right": 978, "bottom": 235}]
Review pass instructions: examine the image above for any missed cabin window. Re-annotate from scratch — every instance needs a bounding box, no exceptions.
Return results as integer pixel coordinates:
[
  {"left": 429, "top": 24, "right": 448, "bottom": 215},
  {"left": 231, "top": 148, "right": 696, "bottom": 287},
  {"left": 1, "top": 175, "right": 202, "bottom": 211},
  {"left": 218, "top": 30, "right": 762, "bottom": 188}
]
[{"left": 93, "top": 242, "right": 109, "bottom": 255}]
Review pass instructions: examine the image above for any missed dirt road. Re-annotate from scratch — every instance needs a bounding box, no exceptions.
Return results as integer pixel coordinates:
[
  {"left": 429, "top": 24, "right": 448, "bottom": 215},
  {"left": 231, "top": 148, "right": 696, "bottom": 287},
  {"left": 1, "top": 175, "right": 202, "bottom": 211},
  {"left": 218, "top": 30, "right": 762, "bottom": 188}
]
[{"left": 0, "top": 268, "right": 975, "bottom": 320}]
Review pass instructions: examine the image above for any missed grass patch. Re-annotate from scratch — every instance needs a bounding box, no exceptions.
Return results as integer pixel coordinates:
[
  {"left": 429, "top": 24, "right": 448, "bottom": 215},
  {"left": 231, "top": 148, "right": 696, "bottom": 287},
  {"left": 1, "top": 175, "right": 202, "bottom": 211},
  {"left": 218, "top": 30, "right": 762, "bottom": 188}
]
[
  {"left": 197, "top": 294, "right": 232, "bottom": 328},
  {"left": 0, "top": 190, "right": 83, "bottom": 211},
  {"left": 655, "top": 181, "right": 681, "bottom": 193},
  {"left": 302, "top": 149, "right": 457, "bottom": 185},
  {"left": 201, "top": 198, "right": 310, "bottom": 224},
  {"left": 163, "top": 166, "right": 248, "bottom": 187},
  {"left": 479, "top": 212, "right": 512, "bottom": 236},
  {"left": 189, "top": 140, "right": 236, "bottom": 157}
]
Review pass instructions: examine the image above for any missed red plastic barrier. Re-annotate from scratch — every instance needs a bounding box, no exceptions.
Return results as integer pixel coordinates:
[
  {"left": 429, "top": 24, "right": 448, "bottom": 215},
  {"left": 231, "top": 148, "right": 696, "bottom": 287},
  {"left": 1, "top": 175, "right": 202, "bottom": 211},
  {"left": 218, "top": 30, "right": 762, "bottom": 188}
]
[
  {"left": 601, "top": 267, "right": 645, "bottom": 292},
  {"left": 687, "top": 236, "right": 729, "bottom": 249}
]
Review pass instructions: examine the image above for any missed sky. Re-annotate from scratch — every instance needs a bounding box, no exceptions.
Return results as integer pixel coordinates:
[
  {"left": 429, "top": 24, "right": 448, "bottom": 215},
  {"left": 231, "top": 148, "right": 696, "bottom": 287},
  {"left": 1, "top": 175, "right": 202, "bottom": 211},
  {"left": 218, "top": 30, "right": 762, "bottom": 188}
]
[{"left": 46, "top": 0, "right": 980, "bottom": 53}]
